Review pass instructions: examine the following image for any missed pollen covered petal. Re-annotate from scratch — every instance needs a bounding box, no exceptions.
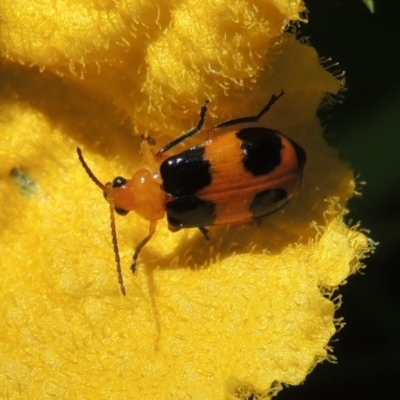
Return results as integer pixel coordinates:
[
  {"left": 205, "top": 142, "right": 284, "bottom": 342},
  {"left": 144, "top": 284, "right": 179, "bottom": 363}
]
[{"left": 0, "top": 1, "right": 372, "bottom": 399}]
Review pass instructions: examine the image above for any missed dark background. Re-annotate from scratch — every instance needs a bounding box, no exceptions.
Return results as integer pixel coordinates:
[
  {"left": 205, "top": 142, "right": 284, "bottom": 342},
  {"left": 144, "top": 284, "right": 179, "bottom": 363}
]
[{"left": 279, "top": 1, "right": 400, "bottom": 399}]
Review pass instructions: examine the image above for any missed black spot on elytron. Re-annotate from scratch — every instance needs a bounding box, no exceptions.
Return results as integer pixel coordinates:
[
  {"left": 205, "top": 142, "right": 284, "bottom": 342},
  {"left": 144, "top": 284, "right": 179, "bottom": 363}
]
[
  {"left": 166, "top": 197, "right": 216, "bottom": 229},
  {"left": 249, "top": 188, "right": 288, "bottom": 218},
  {"left": 236, "top": 127, "right": 283, "bottom": 176},
  {"left": 115, "top": 208, "right": 129, "bottom": 216},
  {"left": 160, "top": 147, "right": 212, "bottom": 197},
  {"left": 112, "top": 176, "right": 126, "bottom": 187},
  {"left": 291, "top": 139, "right": 307, "bottom": 170}
]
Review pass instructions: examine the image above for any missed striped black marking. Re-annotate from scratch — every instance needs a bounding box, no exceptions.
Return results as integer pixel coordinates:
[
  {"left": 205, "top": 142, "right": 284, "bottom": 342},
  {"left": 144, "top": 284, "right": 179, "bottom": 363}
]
[
  {"left": 236, "top": 127, "right": 283, "bottom": 176},
  {"left": 166, "top": 197, "right": 216, "bottom": 228},
  {"left": 249, "top": 188, "right": 288, "bottom": 218},
  {"left": 160, "top": 147, "right": 212, "bottom": 196}
]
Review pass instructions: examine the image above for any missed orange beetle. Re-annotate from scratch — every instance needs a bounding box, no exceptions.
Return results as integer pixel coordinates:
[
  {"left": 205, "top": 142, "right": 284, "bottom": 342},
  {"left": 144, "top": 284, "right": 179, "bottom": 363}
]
[{"left": 77, "top": 91, "right": 306, "bottom": 295}]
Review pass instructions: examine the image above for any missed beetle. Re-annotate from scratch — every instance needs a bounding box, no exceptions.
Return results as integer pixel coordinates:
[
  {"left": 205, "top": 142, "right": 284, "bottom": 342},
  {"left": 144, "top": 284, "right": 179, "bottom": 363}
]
[{"left": 77, "top": 91, "right": 306, "bottom": 295}]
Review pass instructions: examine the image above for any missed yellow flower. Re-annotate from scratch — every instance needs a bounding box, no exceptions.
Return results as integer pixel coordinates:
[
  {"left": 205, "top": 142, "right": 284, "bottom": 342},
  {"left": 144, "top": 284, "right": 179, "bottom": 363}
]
[{"left": 0, "top": 1, "right": 371, "bottom": 398}]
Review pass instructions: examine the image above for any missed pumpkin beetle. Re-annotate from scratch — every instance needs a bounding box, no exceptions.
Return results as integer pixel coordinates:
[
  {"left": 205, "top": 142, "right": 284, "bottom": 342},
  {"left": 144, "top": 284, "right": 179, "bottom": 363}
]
[{"left": 77, "top": 91, "right": 306, "bottom": 295}]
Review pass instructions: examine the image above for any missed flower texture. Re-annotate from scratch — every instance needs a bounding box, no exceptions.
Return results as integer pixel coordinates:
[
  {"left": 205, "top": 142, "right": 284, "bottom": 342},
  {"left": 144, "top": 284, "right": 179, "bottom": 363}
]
[{"left": 0, "top": 1, "right": 371, "bottom": 398}]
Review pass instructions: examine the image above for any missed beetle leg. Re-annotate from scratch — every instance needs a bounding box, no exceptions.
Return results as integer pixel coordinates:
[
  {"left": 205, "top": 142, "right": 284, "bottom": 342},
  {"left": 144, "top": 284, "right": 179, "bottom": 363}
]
[
  {"left": 141, "top": 138, "right": 160, "bottom": 173},
  {"left": 156, "top": 100, "right": 209, "bottom": 158},
  {"left": 214, "top": 91, "right": 284, "bottom": 129},
  {"left": 131, "top": 220, "right": 158, "bottom": 273},
  {"left": 198, "top": 226, "right": 210, "bottom": 241}
]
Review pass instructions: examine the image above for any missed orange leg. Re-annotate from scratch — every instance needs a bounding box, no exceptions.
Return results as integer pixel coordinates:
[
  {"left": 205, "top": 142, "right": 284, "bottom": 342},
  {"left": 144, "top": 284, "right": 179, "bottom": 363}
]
[{"left": 141, "top": 138, "right": 160, "bottom": 173}]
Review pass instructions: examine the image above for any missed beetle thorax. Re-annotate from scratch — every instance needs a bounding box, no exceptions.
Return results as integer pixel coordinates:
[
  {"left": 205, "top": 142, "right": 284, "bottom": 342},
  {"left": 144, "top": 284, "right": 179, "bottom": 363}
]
[{"left": 105, "top": 168, "right": 166, "bottom": 222}]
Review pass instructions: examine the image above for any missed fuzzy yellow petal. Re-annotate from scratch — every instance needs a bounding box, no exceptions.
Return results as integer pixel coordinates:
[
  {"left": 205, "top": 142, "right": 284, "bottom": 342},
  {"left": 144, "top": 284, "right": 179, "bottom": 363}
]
[{"left": 0, "top": 1, "right": 371, "bottom": 399}]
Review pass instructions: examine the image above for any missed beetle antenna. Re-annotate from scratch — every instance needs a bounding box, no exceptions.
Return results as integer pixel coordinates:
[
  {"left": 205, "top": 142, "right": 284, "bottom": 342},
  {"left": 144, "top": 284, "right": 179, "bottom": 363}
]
[
  {"left": 77, "top": 147, "right": 106, "bottom": 191},
  {"left": 77, "top": 147, "right": 126, "bottom": 295},
  {"left": 109, "top": 201, "right": 126, "bottom": 296}
]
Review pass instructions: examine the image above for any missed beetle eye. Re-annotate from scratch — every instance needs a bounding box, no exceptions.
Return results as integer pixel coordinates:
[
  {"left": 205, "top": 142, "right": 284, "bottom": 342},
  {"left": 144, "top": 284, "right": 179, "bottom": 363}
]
[
  {"left": 112, "top": 177, "right": 126, "bottom": 187},
  {"left": 115, "top": 208, "right": 129, "bottom": 216}
]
